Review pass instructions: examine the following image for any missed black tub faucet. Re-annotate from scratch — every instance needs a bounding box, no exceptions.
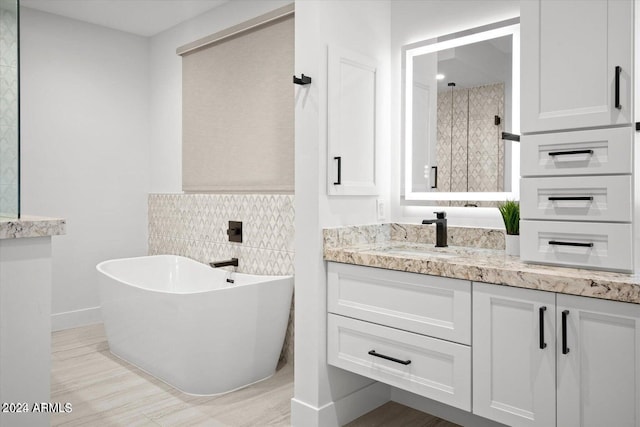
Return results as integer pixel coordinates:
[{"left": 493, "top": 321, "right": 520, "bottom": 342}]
[
  {"left": 210, "top": 258, "right": 239, "bottom": 268},
  {"left": 422, "top": 212, "right": 448, "bottom": 248}
]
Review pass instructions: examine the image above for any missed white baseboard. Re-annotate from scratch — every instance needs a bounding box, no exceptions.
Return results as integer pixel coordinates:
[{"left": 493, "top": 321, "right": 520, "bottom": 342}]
[
  {"left": 334, "top": 381, "right": 389, "bottom": 425},
  {"left": 51, "top": 306, "right": 102, "bottom": 331},
  {"left": 291, "top": 381, "right": 390, "bottom": 427}
]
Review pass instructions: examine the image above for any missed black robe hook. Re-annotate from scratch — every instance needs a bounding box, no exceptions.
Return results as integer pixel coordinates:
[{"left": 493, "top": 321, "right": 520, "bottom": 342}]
[{"left": 293, "top": 74, "right": 312, "bottom": 85}]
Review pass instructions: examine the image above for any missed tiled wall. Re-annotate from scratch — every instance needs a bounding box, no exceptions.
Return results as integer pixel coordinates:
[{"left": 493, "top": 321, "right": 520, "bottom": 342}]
[
  {"left": 323, "top": 223, "right": 505, "bottom": 250},
  {"left": 0, "top": 0, "right": 18, "bottom": 217},
  {"left": 148, "top": 193, "right": 295, "bottom": 362},
  {"left": 436, "top": 83, "right": 505, "bottom": 207}
]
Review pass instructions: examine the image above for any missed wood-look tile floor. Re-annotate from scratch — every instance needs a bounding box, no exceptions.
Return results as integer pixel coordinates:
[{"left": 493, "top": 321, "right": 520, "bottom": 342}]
[
  {"left": 344, "top": 402, "right": 460, "bottom": 427},
  {"left": 51, "top": 324, "right": 292, "bottom": 426},
  {"left": 51, "top": 324, "right": 459, "bottom": 426}
]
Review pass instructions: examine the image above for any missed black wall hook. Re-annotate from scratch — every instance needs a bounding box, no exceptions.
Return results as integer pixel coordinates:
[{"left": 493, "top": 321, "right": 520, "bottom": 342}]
[{"left": 293, "top": 74, "right": 312, "bottom": 85}]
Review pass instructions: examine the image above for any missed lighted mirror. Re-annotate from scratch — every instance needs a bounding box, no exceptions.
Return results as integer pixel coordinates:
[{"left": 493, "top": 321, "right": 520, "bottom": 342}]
[{"left": 403, "top": 18, "right": 520, "bottom": 206}]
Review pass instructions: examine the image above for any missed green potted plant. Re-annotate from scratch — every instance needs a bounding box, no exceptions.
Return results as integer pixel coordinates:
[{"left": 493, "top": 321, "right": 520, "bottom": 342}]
[{"left": 498, "top": 199, "right": 520, "bottom": 256}]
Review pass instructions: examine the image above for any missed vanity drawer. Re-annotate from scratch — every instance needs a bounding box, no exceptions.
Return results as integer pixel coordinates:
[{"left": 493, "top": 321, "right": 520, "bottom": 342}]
[
  {"left": 328, "top": 313, "right": 471, "bottom": 411},
  {"left": 327, "top": 262, "right": 471, "bottom": 344},
  {"left": 520, "top": 127, "right": 632, "bottom": 177},
  {"left": 520, "top": 175, "right": 632, "bottom": 222},
  {"left": 520, "top": 220, "right": 632, "bottom": 272}
]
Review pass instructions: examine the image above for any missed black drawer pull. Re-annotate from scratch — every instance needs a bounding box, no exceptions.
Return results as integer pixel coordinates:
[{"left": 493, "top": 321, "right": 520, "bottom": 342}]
[
  {"left": 368, "top": 350, "right": 411, "bottom": 365},
  {"left": 539, "top": 306, "right": 547, "bottom": 350},
  {"left": 548, "top": 196, "right": 593, "bottom": 201},
  {"left": 548, "top": 149, "right": 594, "bottom": 157},
  {"left": 549, "top": 240, "right": 594, "bottom": 248},
  {"left": 333, "top": 156, "right": 341, "bottom": 185},
  {"left": 615, "top": 66, "right": 622, "bottom": 110},
  {"left": 562, "top": 310, "right": 570, "bottom": 355}
]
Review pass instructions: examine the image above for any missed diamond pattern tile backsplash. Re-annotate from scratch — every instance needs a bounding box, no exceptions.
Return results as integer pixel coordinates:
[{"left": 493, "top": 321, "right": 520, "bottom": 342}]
[
  {"left": 0, "top": 1, "right": 19, "bottom": 217},
  {"left": 148, "top": 193, "right": 295, "bottom": 363},
  {"left": 149, "top": 194, "right": 295, "bottom": 275},
  {"left": 435, "top": 83, "right": 505, "bottom": 207}
]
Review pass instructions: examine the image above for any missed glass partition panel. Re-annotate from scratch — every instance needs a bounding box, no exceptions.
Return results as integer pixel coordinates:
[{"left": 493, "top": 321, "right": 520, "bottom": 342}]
[{"left": 0, "top": 0, "right": 19, "bottom": 218}]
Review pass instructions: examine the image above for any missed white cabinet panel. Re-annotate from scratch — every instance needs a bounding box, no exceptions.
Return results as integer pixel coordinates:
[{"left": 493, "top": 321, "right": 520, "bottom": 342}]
[
  {"left": 557, "top": 294, "right": 640, "bottom": 427},
  {"left": 327, "top": 263, "right": 471, "bottom": 344},
  {"left": 520, "top": 175, "right": 632, "bottom": 222},
  {"left": 327, "top": 313, "right": 471, "bottom": 411},
  {"left": 473, "top": 283, "right": 556, "bottom": 427},
  {"left": 327, "top": 45, "right": 378, "bottom": 195},
  {"left": 520, "top": 220, "right": 633, "bottom": 272},
  {"left": 520, "top": 127, "right": 633, "bottom": 177},
  {"left": 474, "top": 283, "right": 640, "bottom": 427},
  {"left": 521, "top": 0, "right": 633, "bottom": 132}
]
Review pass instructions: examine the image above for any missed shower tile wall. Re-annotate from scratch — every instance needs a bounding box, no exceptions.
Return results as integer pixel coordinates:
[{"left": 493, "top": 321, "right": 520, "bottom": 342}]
[
  {"left": 148, "top": 193, "right": 295, "bottom": 362},
  {"left": 468, "top": 83, "right": 504, "bottom": 193},
  {"left": 436, "top": 88, "right": 452, "bottom": 193},
  {"left": 450, "top": 88, "right": 469, "bottom": 193},
  {"left": 436, "top": 83, "right": 504, "bottom": 207},
  {"left": 0, "top": 0, "right": 18, "bottom": 217}
]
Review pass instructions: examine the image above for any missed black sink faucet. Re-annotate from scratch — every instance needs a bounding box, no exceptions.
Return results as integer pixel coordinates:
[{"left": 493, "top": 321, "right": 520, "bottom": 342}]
[{"left": 422, "top": 212, "right": 448, "bottom": 247}]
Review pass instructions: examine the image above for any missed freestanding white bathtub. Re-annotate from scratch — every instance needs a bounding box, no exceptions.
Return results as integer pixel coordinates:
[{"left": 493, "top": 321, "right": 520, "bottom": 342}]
[{"left": 96, "top": 255, "right": 293, "bottom": 396}]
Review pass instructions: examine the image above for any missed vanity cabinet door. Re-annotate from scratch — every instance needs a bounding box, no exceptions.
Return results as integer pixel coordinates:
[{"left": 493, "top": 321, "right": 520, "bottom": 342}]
[
  {"left": 521, "top": 0, "right": 633, "bottom": 133},
  {"left": 473, "top": 283, "right": 556, "bottom": 427},
  {"left": 556, "top": 294, "right": 640, "bottom": 427},
  {"left": 327, "top": 45, "right": 379, "bottom": 196}
]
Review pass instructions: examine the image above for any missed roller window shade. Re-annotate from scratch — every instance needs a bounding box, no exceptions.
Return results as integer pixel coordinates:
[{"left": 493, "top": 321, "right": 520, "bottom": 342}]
[{"left": 181, "top": 12, "right": 294, "bottom": 193}]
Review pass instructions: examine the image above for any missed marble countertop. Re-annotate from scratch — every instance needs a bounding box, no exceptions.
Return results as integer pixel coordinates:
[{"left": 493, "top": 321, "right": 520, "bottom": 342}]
[
  {"left": 324, "top": 224, "right": 640, "bottom": 305},
  {"left": 0, "top": 215, "right": 66, "bottom": 239}
]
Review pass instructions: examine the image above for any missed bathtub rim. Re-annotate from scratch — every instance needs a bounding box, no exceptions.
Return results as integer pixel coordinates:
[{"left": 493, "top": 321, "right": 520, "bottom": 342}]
[{"left": 96, "top": 254, "right": 293, "bottom": 295}]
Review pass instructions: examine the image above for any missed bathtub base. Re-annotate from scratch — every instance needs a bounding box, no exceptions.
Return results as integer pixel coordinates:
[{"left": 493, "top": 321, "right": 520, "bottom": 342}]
[{"left": 109, "top": 349, "right": 277, "bottom": 397}]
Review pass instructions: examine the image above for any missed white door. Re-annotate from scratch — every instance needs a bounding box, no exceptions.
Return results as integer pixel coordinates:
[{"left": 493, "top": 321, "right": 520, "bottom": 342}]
[
  {"left": 473, "top": 283, "right": 556, "bottom": 427},
  {"left": 521, "top": 0, "right": 633, "bottom": 133},
  {"left": 556, "top": 294, "right": 640, "bottom": 427}
]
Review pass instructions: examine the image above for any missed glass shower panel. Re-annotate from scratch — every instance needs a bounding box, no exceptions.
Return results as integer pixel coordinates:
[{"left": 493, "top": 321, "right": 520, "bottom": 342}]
[{"left": 0, "top": 0, "right": 19, "bottom": 218}]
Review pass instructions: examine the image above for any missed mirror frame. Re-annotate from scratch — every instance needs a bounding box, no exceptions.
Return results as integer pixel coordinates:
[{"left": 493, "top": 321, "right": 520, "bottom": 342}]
[{"left": 402, "top": 18, "right": 520, "bottom": 202}]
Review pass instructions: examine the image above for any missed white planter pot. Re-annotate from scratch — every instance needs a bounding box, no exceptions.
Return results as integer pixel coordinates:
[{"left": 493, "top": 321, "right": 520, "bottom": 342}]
[{"left": 505, "top": 234, "right": 520, "bottom": 257}]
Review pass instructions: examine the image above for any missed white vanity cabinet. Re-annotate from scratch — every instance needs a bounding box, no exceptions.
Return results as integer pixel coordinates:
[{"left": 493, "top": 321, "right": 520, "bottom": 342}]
[
  {"left": 556, "top": 294, "right": 640, "bottom": 427},
  {"left": 520, "top": 0, "right": 635, "bottom": 272},
  {"left": 474, "top": 282, "right": 640, "bottom": 427},
  {"left": 326, "top": 262, "right": 472, "bottom": 410},
  {"left": 472, "top": 283, "right": 556, "bottom": 427},
  {"left": 521, "top": 0, "right": 633, "bottom": 132}
]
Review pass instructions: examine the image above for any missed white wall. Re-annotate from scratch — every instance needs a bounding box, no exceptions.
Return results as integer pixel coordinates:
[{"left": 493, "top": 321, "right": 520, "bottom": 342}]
[
  {"left": 20, "top": 0, "right": 295, "bottom": 329},
  {"left": 390, "top": 0, "right": 520, "bottom": 227},
  {"left": 20, "top": 7, "right": 150, "bottom": 329},
  {"left": 148, "top": 0, "right": 292, "bottom": 193},
  {"left": 293, "top": 1, "right": 392, "bottom": 425}
]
